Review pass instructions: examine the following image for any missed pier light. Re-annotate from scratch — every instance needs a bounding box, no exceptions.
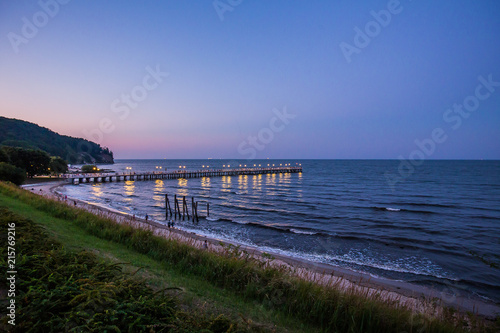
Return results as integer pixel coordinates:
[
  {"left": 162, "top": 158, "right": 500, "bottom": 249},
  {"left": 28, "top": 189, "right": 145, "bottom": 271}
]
[
  {"left": 223, "top": 165, "right": 225, "bottom": 167},
  {"left": 254, "top": 164, "right": 256, "bottom": 167},
  {"left": 183, "top": 166, "right": 186, "bottom": 169},
  {"left": 259, "top": 164, "right": 261, "bottom": 167},
  {"left": 244, "top": 165, "right": 247, "bottom": 167},
  {"left": 239, "top": 164, "right": 242, "bottom": 167},
  {"left": 228, "top": 165, "right": 230, "bottom": 167},
  {"left": 273, "top": 164, "right": 275, "bottom": 166},
  {"left": 280, "top": 164, "right": 282, "bottom": 166}
]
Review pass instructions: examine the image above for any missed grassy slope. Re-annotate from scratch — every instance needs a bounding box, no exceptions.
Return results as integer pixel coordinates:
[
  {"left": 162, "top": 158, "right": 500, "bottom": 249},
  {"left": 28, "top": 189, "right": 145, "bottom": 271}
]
[{"left": 0, "top": 191, "right": 313, "bottom": 333}]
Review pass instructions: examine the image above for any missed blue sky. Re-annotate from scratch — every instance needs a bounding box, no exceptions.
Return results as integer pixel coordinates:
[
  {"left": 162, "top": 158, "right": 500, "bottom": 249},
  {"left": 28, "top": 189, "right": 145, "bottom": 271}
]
[{"left": 1, "top": 0, "right": 499, "bottom": 159}]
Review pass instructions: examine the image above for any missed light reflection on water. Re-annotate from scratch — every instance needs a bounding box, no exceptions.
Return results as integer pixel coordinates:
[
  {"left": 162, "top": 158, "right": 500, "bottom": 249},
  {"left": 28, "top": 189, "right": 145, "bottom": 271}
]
[{"left": 57, "top": 160, "right": 500, "bottom": 305}]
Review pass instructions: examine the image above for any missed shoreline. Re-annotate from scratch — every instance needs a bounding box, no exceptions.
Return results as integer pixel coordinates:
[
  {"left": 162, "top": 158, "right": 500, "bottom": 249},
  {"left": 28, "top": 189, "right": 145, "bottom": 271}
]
[{"left": 23, "top": 180, "right": 500, "bottom": 319}]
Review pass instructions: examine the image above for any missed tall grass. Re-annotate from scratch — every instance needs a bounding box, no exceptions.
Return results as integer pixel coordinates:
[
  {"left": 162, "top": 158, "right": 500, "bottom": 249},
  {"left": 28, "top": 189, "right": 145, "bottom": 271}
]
[
  {"left": 1, "top": 182, "right": 496, "bottom": 332},
  {"left": 0, "top": 207, "right": 248, "bottom": 333}
]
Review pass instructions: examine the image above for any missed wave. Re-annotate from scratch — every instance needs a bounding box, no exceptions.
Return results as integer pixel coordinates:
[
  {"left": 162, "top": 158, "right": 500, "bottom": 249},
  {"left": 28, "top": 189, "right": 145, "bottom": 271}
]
[
  {"left": 203, "top": 217, "right": 325, "bottom": 236},
  {"left": 372, "top": 206, "right": 435, "bottom": 214},
  {"left": 253, "top": 245, "right": 457, "bottom": 281},
  {"left": 290, "top": 229, "right": 317, "bottom": 235}
]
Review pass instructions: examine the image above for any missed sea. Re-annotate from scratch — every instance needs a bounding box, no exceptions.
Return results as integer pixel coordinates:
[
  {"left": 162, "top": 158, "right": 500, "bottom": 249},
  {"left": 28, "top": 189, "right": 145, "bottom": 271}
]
[{"left": 57, "top": 159, "right": 500, "bottom": 306}]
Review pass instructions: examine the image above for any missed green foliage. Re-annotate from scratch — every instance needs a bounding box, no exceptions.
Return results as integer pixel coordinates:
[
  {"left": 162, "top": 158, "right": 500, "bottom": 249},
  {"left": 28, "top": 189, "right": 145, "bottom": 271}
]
[
  {"left": 0, "top": 148, "right": 9, "bottom": 163},
  {"left": 82, "top": 164, "right": 100, "bottom": 173},
  {"left": 1, "top": 146, "right": 51, "bottom": 177},
  {"left": 0, "top": 162, "right": 26, "bottom": 185},
  {"left": 0, "top": 207, "right": 248, "bottom": 333},
  {"left": 1, "top": 182, "right": 497, "bottom": 333},
  {"left": 0, "top": 116, "right": 113, "bottom": 164},
  {"left": 49, "top": 156, "right": 69, "bottom": 174}
]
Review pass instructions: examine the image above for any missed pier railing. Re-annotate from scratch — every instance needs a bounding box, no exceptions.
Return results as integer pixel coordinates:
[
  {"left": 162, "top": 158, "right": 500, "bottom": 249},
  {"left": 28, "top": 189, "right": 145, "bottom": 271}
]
[{"left": 63, "top": 166, "right": 302, "bottom": 185}]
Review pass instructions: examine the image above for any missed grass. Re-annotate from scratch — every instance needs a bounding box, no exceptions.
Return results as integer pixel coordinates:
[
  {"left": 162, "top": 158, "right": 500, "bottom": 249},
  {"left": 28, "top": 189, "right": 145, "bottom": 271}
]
[
  {"left": 0, "top": 186, "right": 316, "bottom": 333},
  {"left": 0, "top": 181, "right": 498, "bottom": 332},
  {"left": 0, "top": 207, "right": 249, "bottom": 332}
]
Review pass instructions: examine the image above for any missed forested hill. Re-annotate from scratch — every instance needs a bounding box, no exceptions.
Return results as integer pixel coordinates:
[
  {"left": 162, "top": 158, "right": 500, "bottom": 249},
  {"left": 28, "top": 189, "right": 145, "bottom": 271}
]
[{"left": 0, "top": 116, "right": 114, "bottom": 164}]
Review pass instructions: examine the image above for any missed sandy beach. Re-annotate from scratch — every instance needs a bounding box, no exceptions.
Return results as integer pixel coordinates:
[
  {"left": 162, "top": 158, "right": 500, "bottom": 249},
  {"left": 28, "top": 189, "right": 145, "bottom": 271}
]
[{"left": 21, "top": 180, "right": 500, "bottom": 319}]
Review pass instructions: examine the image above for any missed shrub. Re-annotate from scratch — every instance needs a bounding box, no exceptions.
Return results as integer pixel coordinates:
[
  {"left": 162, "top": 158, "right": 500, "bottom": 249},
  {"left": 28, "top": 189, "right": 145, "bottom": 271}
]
[
  {"left": 0, "top": 162, "right": 26, "bottom": 185},
  {"left": 81, "top": 164, "right": 99, "bottom": 173}
]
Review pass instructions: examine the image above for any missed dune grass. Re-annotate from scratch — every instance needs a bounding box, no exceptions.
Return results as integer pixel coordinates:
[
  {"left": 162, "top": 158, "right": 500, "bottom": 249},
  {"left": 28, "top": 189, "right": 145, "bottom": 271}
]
[
  {"left": 0, "top": 182, "right": 497, "bottom": 332},
  {"left": 0, "top": 207, "right": 253, "bottom": 332}
]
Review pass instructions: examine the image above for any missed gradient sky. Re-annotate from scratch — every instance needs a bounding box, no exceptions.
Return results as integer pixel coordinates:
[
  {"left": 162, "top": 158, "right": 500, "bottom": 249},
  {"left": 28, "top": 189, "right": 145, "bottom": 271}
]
[{"left": 1, "top": 0, "right": 499, "bottom": 159}]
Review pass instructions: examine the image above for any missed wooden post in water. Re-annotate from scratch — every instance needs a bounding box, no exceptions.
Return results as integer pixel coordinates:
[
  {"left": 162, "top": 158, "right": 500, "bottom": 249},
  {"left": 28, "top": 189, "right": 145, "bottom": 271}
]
[
  {"left": 174, "top": 195, "right": 181, "bottom": 220},
  {"left": 173, "top": 194, "right": 177, "bottom": 219},
  {"left": 207, "top": 202, "right": 210, "bottom": 217},
  {"left": 191, "top": 197, "right": 195, "bottom": 222},
  {"left": 165, "top": 194, "right": 172, "bottom": 219},
  {"left": 182, "top": 196, "right": 190, "bottom": 220},
  {"left": 196, "top": 202, "right": 199, "bottom": 222}
]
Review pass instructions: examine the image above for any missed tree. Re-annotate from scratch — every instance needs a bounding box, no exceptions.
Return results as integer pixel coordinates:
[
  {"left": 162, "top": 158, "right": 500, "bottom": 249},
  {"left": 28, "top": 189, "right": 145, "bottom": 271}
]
[
  {"left": 49, "top": 156, "right": 68, "bottom": 174},
  {"left": 81, "top": 165, "right": 99, "bottom": 173},
  {"left": 0, "top": 147, "right": 9, "bottom": 163},
  {"left": 2, "top": 147, "right": 51, "bottom": 177},
  {"left": 0, "top": 162, "right": 26, "bottom": 185}
]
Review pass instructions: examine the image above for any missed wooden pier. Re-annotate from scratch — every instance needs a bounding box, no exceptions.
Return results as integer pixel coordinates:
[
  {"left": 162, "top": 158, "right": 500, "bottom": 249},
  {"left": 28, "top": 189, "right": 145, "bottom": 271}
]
[{"left": 64, "top": 166, "right": 302, "bottom": 185}]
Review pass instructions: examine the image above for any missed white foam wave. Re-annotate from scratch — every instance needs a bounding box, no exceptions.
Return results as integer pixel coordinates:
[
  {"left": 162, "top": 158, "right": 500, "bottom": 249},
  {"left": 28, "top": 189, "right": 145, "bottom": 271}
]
[{"left": 290, "top": 229, "right": 316, "bottom": 235}]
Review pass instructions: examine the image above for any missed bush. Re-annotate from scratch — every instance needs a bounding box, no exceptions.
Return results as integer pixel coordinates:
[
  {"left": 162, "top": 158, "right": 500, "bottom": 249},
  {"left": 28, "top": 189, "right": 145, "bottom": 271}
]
[
  {"left": 81, "top": 164, "right": 100, "bottom": 173},
  {"left": 1, "top": 146, "right": 51, "bottom": 177},
  {"left": 49, "top": 156, "right": 68, "bottom": 174},
  {"left": 0, "top": 162, "right": 26, "bottom": 185}
]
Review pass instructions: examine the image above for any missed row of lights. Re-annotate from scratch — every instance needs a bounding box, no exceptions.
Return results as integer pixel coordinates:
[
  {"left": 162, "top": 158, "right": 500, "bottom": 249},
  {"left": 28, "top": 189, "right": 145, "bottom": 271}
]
[{"left": 125, "top": 163, "right": 301, "bottom": 172}]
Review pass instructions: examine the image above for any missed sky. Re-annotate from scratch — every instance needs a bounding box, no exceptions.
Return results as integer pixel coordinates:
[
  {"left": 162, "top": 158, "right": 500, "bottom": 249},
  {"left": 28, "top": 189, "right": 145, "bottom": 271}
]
[{"left": 1, "top": 0, "right": 499, "bottom": 159}]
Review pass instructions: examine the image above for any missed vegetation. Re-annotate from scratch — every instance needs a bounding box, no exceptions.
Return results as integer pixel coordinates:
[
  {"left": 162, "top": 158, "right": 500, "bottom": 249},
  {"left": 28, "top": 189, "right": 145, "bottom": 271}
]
[
  {"left": 49, "top": 156, "right": 69, "bottom": 174},
  {"left": 0, "top": 116, "right": 113, "bottom": 164},
  {"left": 0, "top": 146, "right": 69, "bottom": 181},
  {"left": 81, "top": 164, "right": 100, "bottom": 173},
  {"left": 0, "top": 208, "right": 245, "bottom": 332},
  {"left": 0, "top": 182, "right": 498, "bottom": 332},
  {"left": 1, "top": 146, "right": 51, "bottom": 178},
  {"left": 0, "top": 162, "right": 25, "bottom": 185}
]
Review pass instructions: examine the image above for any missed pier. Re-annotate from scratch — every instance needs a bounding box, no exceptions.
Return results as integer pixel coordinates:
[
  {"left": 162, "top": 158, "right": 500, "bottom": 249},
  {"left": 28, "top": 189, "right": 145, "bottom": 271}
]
[{"left": 64, "top": 166, "right": 302, "bottom": 185}]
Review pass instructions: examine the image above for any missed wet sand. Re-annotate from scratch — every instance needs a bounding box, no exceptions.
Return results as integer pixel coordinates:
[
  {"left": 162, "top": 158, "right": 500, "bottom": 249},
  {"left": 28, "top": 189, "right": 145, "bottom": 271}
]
[{"left": 21, "top": 180, "right": 500, "bottom": 318}]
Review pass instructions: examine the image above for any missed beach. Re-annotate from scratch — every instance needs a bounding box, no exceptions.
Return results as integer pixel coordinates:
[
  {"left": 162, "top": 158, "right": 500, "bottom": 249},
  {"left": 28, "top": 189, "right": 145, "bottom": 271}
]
[{"left": 22, "top": 179, "right": 500, "bottom": 319}]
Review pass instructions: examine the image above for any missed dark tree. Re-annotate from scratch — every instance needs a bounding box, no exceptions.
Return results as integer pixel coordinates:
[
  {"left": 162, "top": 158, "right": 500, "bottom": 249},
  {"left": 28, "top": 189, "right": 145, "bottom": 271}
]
[
  {"left": 49, "top": 156, "right": 68, "bottom": 174},
  {"left": 0, "top": 147, "right": 9, "bottom": 163},
  {"left": 81, "top": 165, "right": 99, "bottom": 173},
  {"left": 0, "top": 162, "right": 26, "bottom": 185},
  {"left": 3, "top": 147, "right": 51, "bottom": 177}
]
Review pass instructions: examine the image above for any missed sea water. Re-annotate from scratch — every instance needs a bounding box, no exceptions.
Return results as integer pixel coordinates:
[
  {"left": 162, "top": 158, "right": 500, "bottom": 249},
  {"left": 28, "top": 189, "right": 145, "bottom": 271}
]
[{"left": 58, "top": 159, "right": 500, "bottom": 305}]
